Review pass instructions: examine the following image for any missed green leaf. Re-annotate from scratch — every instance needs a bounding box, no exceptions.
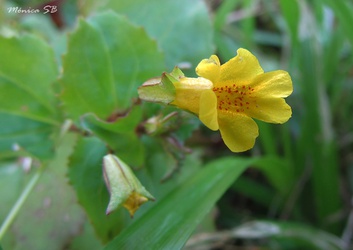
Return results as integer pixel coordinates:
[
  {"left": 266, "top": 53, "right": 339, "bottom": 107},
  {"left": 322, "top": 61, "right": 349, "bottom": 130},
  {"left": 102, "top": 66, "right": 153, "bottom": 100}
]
[
  {"left": 0, "top": 34, "right": 58, "bottom": 124},
  {"left": 137, "top": 135, "right": 202, "bottom": 198},
  {"left": 66, "top": 221, "right": 103, "bottom": 250},
  {"left": 103, "top": 0, "right": 214, "bottom": 69},
  {"left": 81, "top": 106, "right": 144, "bottom": 166},
  {"left": 20, "top": 14, "right": 68, "bottom": 67},
  {"left": 60, "top": 11, "right": 165, "bottom": 120},
  {"left": 67, "top": 136, "right": 132, "bottom": 243},
  {"left": 104, "top": 157, "right": 254, "bottom": 250},
  {"left": 0, "top": 34, "right": 59, "bottom": 158},
  {"left": 0, "top": 162, "right": 25, "bottom": 227},
  {"left": 0, "top": 113, "right": 55, "bottom": 158},
  {"left": 2, "top": 133, "right": 85, "bottom": 250}
]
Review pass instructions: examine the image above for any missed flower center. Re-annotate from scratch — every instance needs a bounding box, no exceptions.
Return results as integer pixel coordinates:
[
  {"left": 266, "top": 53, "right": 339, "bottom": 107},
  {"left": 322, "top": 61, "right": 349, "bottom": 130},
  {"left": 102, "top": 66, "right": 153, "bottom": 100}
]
[{"left": 213, "top": 84, "right": 255, "bottom": 112}]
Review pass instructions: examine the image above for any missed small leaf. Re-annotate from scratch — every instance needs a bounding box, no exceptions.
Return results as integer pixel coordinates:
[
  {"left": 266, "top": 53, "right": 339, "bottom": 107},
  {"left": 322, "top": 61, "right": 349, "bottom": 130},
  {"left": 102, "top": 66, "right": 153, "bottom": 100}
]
[{"left": 60, "top": 11, "right": 165, "bottom": 120}]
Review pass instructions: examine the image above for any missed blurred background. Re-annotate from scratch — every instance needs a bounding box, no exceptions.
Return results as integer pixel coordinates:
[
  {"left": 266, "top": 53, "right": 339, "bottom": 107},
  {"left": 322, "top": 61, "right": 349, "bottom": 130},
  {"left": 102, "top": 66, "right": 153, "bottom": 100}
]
[{"left": 0, "top": 0, "right": 353, "bottom": 249}]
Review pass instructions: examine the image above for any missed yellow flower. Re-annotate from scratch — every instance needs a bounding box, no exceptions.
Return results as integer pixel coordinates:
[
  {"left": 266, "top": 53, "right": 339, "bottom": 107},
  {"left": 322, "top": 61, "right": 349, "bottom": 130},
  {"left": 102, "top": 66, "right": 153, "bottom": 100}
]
[{"left": 171, "top": 48, "right": 293, "bottom": 152}]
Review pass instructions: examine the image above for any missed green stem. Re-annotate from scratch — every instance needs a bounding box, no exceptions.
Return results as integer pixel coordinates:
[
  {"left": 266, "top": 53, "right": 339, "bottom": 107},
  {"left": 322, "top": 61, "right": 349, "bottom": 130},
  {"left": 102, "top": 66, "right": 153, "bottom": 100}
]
[{"left": 0, "top": 168, "right": 43, "bottom": 240}]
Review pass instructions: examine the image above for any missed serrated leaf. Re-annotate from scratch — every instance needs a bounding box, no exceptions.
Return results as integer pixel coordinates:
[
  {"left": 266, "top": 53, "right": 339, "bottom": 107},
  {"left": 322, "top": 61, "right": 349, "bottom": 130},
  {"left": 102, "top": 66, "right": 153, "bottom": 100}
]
[
  {"left": 81, "top": 106, "right": 144, "bottom": 166},
  {"left": 0, "top": 34, "right": 59, "bottom": 158},
  {"left": 0, "top": 35, "right": 58, "bottom": 124},
  {"left": 67, "top": 136, "right": 133, "bottom": 243},
  {"left": 19, "top": 14, "right": 67, "bottom": 67},
  {"left": 2, "top": 133, "right": 84, "bottom": 250},
  {"left": 60, "top": 11, "right": 165, "bottom": 120},
  {"left": 103, "top": 0, "right": 214, "bottom": 69},
  {"left": 104, "top": 157, "right": 254, "bottom": 250},
  {"left": 0, "top": 162, "right": 25, "bottom": 224},
  {"left": 0, "top": 113, "right": 55, "bottom": 158}
]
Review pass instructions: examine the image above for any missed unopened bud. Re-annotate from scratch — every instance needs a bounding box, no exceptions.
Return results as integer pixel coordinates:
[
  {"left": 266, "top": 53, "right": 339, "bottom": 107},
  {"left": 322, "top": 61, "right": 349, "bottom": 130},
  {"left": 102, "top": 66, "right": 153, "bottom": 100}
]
[
  {"left": 103, "top": 154, "right": 155, "bottom": 217},
  {"left": 144, "top": 112, "right": 179, "bottom": 136}
]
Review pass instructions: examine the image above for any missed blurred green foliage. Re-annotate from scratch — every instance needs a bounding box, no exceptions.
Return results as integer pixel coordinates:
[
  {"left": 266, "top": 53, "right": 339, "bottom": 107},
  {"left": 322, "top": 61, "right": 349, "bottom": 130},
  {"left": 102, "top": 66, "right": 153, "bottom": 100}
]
[{"left": 0, "top": 0, "right": 352, "bottom": 249}]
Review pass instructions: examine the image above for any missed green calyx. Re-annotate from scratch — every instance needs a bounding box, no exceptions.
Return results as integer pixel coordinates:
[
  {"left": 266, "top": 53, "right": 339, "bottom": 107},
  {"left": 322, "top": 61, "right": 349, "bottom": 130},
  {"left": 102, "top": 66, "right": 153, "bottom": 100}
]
[
  {"left": 138, "top": 67, "right": 184, "bottom": 104},
  {"left": 103, "top": 154, "right": 155, "bottom": 217}
]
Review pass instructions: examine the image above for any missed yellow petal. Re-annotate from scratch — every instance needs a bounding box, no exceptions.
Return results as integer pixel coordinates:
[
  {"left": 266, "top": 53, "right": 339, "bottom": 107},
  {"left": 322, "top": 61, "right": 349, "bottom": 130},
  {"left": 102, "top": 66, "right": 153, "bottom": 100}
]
[
  {"left": 246, "top": 98, "right": 292, "bottom": 124},
  {"left": 199, "top": 90, "right": 219, "bottom": 131},
  {"left": 251, "top": 70, "right": 293, "bottom": 98},
  {"left": 123, "top": 191, "right": 149, "bottom": 217},
  {"left": 195, "top": 55, "right": 221, "bottom": 83},
  {"left": 171, "top": 77, "right": 213, "bottom": 114},
  {"left": 218, "top": 111, "right": 259, "bottom": 152},
  {"left": 218, "top": 48, "right": 264, "bottom": 87}
]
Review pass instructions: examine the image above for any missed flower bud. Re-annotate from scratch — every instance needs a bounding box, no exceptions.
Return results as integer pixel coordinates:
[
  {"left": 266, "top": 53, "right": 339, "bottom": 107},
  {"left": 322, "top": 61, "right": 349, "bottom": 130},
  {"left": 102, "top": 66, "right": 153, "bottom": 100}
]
[
  {"left": 144, "top": 112, "right": 179, "bottom": 136},
  {"left": 103, "top": 154, "right": 155, "bottom": 217}
]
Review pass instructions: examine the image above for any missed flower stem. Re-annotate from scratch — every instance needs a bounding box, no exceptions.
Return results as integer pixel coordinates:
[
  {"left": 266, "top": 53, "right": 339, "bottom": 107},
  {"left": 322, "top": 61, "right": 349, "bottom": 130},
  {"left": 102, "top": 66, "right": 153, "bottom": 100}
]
[{"left": 0, "top": 168, "right": 43, "bottom": 240}]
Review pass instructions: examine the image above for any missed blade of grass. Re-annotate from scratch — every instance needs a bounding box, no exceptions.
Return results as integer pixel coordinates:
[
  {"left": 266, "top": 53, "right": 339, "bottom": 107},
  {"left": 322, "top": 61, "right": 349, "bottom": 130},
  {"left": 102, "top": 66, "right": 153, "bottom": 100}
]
[
  {"left": 296, "top": 39, "right": 342, "bottom": 233},
  {"left": 231, "top": 176, "right": 274, "bottom": 207},
  {"left": 103, "top": 157, "right": 255, "bottom": 250},
  {"left": 240, "top": 0, "right": 256, "bottom": 49},
  {"left": 279, "top": 0, "right": 300, "bottom": 45},
  {"left": 214, "top": 0, "right": 240, "bottom": 31},
  {"left": 323, "top": 0, "right": 353, "bottom": 45}
]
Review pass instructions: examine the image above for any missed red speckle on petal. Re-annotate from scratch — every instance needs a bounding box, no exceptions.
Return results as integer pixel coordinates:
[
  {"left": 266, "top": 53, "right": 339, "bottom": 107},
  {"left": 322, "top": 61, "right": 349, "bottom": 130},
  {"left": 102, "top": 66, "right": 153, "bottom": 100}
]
[{"left": 213, "top": 84, "right": 253, "bottom": 113}]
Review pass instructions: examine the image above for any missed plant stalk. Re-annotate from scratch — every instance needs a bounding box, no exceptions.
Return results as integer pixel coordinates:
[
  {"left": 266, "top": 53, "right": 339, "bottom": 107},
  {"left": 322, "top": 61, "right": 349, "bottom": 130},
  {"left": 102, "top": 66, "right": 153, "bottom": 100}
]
[{"left": 0, "top": 168, "right": 43, "bottom": 240}]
